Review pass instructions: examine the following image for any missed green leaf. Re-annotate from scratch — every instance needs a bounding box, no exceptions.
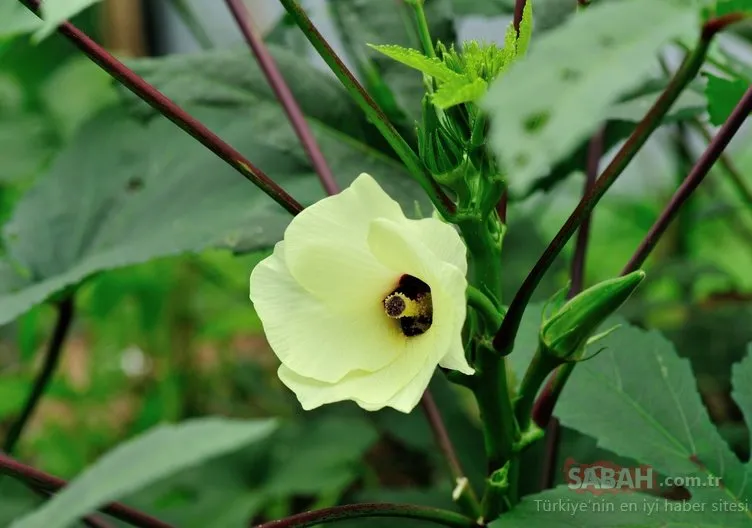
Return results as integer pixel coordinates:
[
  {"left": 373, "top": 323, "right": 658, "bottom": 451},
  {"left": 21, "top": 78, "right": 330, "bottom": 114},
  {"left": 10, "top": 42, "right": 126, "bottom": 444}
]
[
  {"left": 0, "top": 2, "right": 42, "bottom": 39},
  {"left": 433, "top": 76, "right": 488, "bottom": 109},
  {"left": 35, "top": 0, "right": 102, "bottom": 41},
  {"left": 10, "top": 417, "right": 277, "bottom": 528},
  {"left": 484, "top": 0, "right": 697, "bottom": 195},
  {"left": 494, "top": 486, "right": 752, "bottom": 527},
  {"left": 0, "top": 107, "right": 298, "bottom": 324},
  {"left": 265, "top": 416, "right": 378, "bottom": 495},
  {"left": 705, "top": 73, "right": 751, "bottom": 126},
  {"left": 554, "top": 322, "right": 752, "bottom": 506},
  {"left": 368, "top": 44, "right": 463, "bottom": 82}
]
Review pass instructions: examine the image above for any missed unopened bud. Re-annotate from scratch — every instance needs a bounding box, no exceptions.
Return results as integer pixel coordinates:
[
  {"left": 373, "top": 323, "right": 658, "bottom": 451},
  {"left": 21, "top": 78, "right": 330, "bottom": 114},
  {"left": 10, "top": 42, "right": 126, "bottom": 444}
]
[{"left": 540, "top": 271, "right": 646, "bottom": 359}]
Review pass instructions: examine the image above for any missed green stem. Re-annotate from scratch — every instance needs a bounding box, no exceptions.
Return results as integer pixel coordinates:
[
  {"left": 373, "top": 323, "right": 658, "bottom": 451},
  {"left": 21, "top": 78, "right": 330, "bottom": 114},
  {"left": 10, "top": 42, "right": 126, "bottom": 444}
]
[
  {"left": 407, "top": 0, "right": 436, "bottom": 58},
  {"left": 467, "top": 285, "right": 503, "bottom": 330},
  {"left": 278, "top": 0, "right": 455, "bottom": 218},
  {"left": 168, "top": 0, "right": 214, "bottom": 50},
  {"left": 253, "top": 503, "right": 478, "bottom": 528},
  {"left": 492, "top": 33, "right": 715, "bottom": 356},
  {"left": 458, "top": 219, "right": 519, "bottom": 517},
  {"left": 4, "top": 296, "right": 75, "bottom": 454}
]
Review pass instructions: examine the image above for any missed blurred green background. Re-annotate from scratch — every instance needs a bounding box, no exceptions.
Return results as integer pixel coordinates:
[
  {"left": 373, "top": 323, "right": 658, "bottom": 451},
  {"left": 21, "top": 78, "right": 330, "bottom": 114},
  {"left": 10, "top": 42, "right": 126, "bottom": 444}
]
[{"left": 1, "top": 0, "right": 752, "bottom": 526}]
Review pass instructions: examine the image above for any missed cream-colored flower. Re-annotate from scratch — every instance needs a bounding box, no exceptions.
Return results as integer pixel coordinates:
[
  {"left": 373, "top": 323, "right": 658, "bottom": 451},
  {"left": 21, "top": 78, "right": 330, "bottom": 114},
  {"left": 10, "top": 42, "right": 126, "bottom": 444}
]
[{"left": 249, "top": 173, "right": 473, "bottom": 413}]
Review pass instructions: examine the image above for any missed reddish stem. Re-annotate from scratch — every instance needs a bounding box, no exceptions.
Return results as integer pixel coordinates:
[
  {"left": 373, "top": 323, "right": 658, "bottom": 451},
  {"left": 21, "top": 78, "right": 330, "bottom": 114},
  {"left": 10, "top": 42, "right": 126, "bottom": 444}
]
[
  {"left": 513, "top": 0, "right": 527, "bottom": 34},
  {"left": 253, "top": 503, "right": 477, "bottom": 528},
  {"left": 17, "top": 0, "right": 303, "bottom": 216},
  {"left": 223, "top": 0, "right": 340, "bottom": 196}
]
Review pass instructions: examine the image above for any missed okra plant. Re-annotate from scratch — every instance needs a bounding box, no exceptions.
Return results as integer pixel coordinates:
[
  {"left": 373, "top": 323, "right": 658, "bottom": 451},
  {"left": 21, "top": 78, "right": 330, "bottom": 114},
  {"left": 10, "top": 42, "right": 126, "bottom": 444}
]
[{"left": 1, "top": 0, "right": 752, "bottom": 527}]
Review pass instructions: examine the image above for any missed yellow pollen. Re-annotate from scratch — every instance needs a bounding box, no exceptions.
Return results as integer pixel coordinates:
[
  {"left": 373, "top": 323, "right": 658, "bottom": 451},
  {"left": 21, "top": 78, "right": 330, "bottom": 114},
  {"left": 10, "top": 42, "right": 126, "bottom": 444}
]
[{"left": 383, "top": 292, "right": 427, "bottom": 319}]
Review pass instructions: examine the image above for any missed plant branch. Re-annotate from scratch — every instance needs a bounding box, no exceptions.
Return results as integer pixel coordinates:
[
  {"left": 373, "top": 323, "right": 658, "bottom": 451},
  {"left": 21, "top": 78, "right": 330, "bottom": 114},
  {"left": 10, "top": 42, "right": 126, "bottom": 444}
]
[
  {"left": 17, "top": 0, "right": 303, "bottom": 216},
  {"left": 4, "top": 296, "right": 75, "bottom": 454},
  {"left": 492, "top": 17, "right": 732, "bottom": 356},
  {"left": 622, "top": 85, "right": 752, "bottom": 274},
  {"left": 253, "top": 503, "right": 479, "bottom": 528},
  {"left": 224, "top": 0, "right": 339, "bottom": 195},
  {"left": 420, "top": 391, "right": 482, "bottom": 518},
  {"left": 467, "top": 285, "right": 503, "bottom": 329},
  {"left": 0, "top": 452, "right": 173, "bottom": 528},
  {"left": 277, "top": 0, "right": 456, "bottom": 218}
]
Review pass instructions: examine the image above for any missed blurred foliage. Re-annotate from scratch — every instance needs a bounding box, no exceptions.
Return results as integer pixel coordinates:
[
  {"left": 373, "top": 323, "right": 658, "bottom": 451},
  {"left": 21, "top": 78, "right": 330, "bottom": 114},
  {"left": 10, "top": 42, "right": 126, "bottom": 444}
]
[{"left": 1, "top": 0, "right": 752, "bottom": 527}]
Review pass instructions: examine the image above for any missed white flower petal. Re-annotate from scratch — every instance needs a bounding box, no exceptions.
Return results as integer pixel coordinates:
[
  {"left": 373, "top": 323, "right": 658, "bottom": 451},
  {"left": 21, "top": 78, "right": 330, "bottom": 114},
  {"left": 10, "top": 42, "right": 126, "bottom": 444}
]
[
  {"left": 406, "top": 218, "right": 468, "bottom": 276},
  {"left": 250, "top": 243, "right": 402, "bottom": 382},
  {"left": 376, "top": 367, "right": 436, "bottom": 413},
  {"left": 284, "top": 243, "right": 397, "bottom": 311},
  {"left": 278, "top": 334, "right": 436, "bottom": 412},
  {"left": 439, "top": 348, "right": 474, "bottom": 375},
  {"left": 283, "top": 173, "right": 405, "bottom": 301}
]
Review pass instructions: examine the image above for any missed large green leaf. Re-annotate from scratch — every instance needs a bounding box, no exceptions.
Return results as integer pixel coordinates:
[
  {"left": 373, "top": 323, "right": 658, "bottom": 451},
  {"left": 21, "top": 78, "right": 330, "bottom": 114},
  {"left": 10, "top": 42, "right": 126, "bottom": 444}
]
[
  {"left": 10, "top": 418, "right": 278, "bottom": 528},
  {"left": 484, "top": 0, "right": 697, "bottom": 195},
  {"left": 0, "top": 91, "right": 425, "bottom": 325},
  {"left": 554, "top": 322, "right": 752, "bottom": 507},
  {"left": 494, "top": 486, "right": 751, "bottom": 526}
]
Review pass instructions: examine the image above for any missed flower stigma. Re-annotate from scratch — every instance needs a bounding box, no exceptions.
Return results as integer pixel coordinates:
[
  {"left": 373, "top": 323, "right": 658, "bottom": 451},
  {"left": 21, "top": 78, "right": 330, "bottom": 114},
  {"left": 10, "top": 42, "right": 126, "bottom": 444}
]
[{"left": 383, "top": 275, "right": 433, "bottom": 337}]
